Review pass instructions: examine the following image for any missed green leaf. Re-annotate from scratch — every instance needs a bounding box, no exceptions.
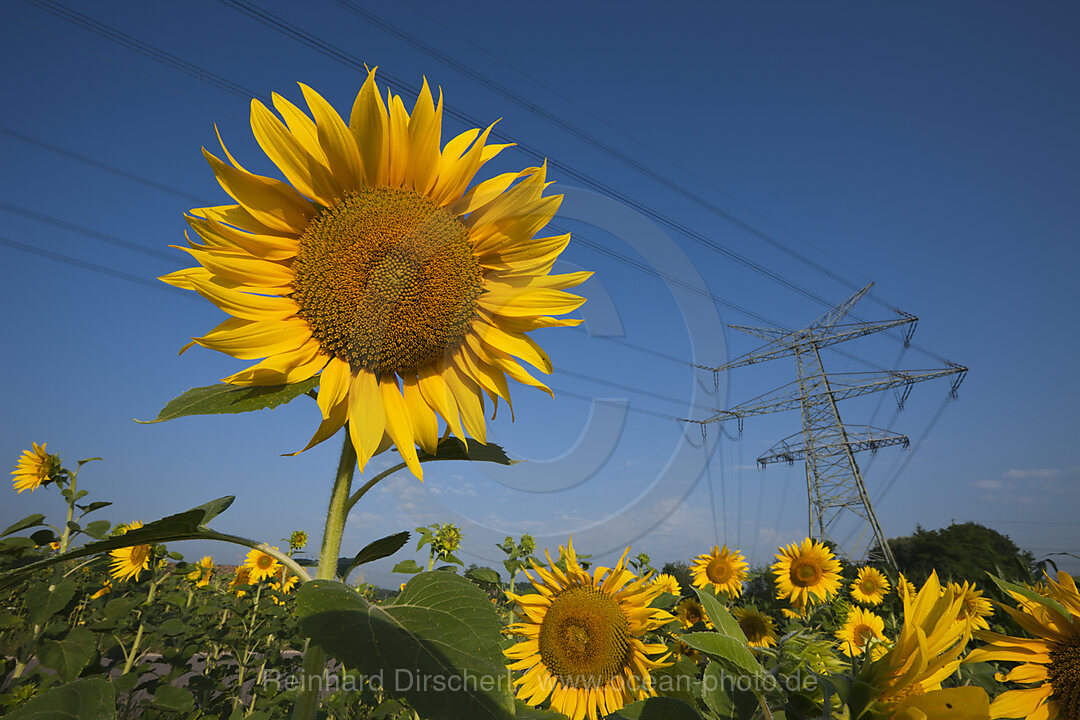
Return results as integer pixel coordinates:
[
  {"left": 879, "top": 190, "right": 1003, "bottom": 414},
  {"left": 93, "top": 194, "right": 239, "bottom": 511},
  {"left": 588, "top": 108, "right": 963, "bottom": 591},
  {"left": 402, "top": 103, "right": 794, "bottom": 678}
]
[
  {"left": 38, "top": 627, "right": 97, "bottom": 683},
  {"left": 692, "top": 588, "right": 764, "bottom": 680},
  {"left": 611, "top": 696, "right": 702, "bottom": 719},
  {"left": 157, "top": 618, "right": 188, "bottom": 636},
  {"left": 296, "top": 573, "right": 514, "bottom": 720},
  {"left": 30, "top": 529, "right": 59, "bottom": 546},
  {"left": 418, "top": 437, "right": 517, "bottom": 465},
  {"left": 989, "top": 574, "right": 1070, "bottom": 620},
  {"left": 104, "top": 597, "right": 140, "bottom": 619},
  {"left": 6, "top": 677, "right": 115, "bottom": 720},
  {"left": 651, "top": 655, "right": 699, "bottom": 707},
  {"left": 466, "top": 567, "right": 501, "bottom": 585},
  {"left": 77, "top": 457, "right": 103, "bottom": 467},
  {"left": 153, "top": 685, "right": 195, "bottom": 713},
  {"left": 138, "top": 376, "right": 319, "bottom": 423},
  {"left": 76, "top": 501, "right": 112, "bottom": 514},
  {"left": 25, "top": 579, "right": 77, "bottom": 626},
  {"left": 513, "top": 701, "right": 567, "bottom": 719},
  {"left": 83, "top": 520, "right": 111, "bottom": 539},
  {"left": 2, "top": 513, "right": 45, "bottom": 538},
  {"left": 701, "top": 661, "right": 760, "bottom": 719},
  {"left": 352, "top": 531, "right": 411, "bottom": 567},
  {"left": 680, "top": 633, "right": 765, "bottom": 688},
  {"left": 393, "top": 559, "right": 423, "bottom": 575},
  {"left": 0, "top": 496, "right": 235, "bottom": 588}
]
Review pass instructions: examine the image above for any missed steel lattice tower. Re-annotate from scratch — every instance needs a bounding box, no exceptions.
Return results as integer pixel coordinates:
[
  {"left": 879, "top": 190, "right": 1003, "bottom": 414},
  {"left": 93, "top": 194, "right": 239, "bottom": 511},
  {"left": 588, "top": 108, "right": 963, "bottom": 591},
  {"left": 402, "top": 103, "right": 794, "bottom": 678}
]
[{"left": 696, "top": 284, "right": 966, "bottom": 566}]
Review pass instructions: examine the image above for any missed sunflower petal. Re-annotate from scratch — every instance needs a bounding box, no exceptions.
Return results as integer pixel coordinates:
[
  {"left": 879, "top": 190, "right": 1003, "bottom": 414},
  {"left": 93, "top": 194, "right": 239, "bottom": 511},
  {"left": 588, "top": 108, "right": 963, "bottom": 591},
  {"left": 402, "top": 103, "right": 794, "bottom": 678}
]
[{"left": 349, "top": 70, "right": 389, "bottom": 187}]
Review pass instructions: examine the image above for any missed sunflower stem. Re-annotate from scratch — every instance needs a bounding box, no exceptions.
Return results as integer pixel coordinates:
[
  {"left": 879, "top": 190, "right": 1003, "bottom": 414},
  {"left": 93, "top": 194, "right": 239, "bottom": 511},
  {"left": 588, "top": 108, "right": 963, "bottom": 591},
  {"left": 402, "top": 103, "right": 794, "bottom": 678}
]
[
  {"left": 293, "top": 432, "right": 357, "bottom": 720},
  {"left": 58, "top": 468, "right": 77, "bottom": 554},
  {"left": 345, "top": 461, "right": 407, "bottom": 511}
]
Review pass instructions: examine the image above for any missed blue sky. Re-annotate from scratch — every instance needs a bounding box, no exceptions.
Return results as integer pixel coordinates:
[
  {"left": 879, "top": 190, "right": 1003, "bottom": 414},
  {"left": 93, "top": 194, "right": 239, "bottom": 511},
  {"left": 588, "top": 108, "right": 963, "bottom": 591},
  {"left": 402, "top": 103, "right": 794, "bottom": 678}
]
[{"left": 2, "top": 1, "right": 1078, "bottom": 586}]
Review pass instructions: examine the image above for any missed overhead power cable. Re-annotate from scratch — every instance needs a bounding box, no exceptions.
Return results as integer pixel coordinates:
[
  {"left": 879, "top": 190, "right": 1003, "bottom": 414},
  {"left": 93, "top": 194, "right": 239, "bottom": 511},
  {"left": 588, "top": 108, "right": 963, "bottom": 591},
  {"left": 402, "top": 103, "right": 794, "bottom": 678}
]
[
  {"left": 212, "top": 0, "right": 956, "bottom": 363},
  {"left": 29, "top": 1, "right": 926, "bottom": 371}
]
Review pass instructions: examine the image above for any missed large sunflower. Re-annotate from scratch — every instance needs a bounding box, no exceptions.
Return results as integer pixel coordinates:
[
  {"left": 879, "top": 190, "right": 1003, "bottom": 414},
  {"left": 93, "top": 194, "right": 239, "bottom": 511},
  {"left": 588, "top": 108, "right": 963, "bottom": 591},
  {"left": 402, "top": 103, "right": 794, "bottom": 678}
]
[
  {"left": 11, "top": 442, "right": 58, "bottom": 494},
  {"left": 859, "top": 571, "right": 988, "bottom": 719},
  {"left": 504, "top": 540, "right": 672, "bottom": 720},
  {"left": 733, "top": 606, "right": 778, "bottom": 648},
  {"left": 851, "top": 566, "right": 891, "bottom": 606},
  {"left": 965, "top": 571, "right": 1080, "bottom": 719},
  {"left": 109, "top": 521, "right": 152, "bottom": 582},
  {"left": 690, "top": 544, "right": 748, "bottom": 598},
  {"left": 771, "top": 538, "right": 842, "bottom": 605},
  {"left": 162, "top": 70, "right": 589, "bottom": 479},
  {"left": 836, "top": 606, "right": 887, "bottom": 659}
]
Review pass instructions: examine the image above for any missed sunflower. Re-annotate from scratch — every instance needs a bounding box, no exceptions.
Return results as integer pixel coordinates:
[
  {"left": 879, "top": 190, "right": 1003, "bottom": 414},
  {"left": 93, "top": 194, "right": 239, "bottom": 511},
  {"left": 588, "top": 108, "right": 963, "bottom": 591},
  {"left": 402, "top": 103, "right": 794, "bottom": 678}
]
[
  {"left": 109, "top": 521, "right": 152, "bottom": 582},
  {"left": 162, "top": 70, "right": 588, "bottom": 480},
  {"left": 90, "top": 579, "right": 112, "bottom": 600},
  {"left": 504, "top": 539, "right": 673, "bottom": 720},
  {"left": 948, "top": 581, "right": 993, "bottom": 633},
  {"left": 11, "top": 442, "right": 58, "bottom": 494},
  {"left": 243, "top": 547, "right": 282, "bottom": 583},
  {"left": 649, "top": 573, "right": 682, "bottom": 597},
  {"left": 771, "top": 538, "right": 842, "bottom": 605},
  {"left": 897, "top": 572, "right": 917, "bottom": 605},
  {"left": 186, "top": 555, "right": 215, "bottom": 588},
  {"left": 675, "top": 597, "right": 713, "bottom": 630},
  {"left": 859, "top": 571, "right": 988, "bottom": 719},
  {"left": 733, "top": 606, "right": 778, "bottom": 648},
  {"left": 230, "top": 565, "right": 253, "bottom": 596},
  {"left": 270, "top": 573, "right": 299, "bottom": 605},
  {"left": 836, "top": 606, "right": 888, "bottom": 659},
  {"left": 851, "top": 567, "right": 891, "bottom": 606},
  {"left": 965, "top": 571, "right": 1080, "bottom": 719},
  {"left": 690, "top": 544, "right": 748, "bottom": 598}
]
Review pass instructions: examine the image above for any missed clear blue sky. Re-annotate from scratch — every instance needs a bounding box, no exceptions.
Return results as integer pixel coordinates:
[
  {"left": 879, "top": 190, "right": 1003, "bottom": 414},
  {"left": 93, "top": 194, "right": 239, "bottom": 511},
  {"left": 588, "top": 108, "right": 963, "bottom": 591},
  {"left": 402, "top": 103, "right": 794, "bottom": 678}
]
[{"left": 3, "top": 1, "right": 1078, "bottom": 585}]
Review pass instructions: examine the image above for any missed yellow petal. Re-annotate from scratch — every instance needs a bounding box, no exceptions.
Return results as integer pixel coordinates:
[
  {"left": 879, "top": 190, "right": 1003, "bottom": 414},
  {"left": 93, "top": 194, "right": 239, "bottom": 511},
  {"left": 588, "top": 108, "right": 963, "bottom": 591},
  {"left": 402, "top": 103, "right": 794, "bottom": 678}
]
[
  {"left": 477, "top": 288, "right": 586, "bottom": 318},
  {"left": 223, "top": 342, "right": 328, "bottom": 386},
  {"left": 271, "top": 92, "right": 326, "bottom": 164},
  {"left": 402, "top": 373, "right": 438, "bottom": 454},
  {"left": 194, "top": 316, "right": 312, "bottom": 359},
  {"left": 300, "top": 83, "right": 364, "bottom": 193},
  {"left": 432, "top": 122, "right": 497, "bottom": 205},
  {"left": 444, "top": 364, "right": 486, "bottom": 443},
  {"left": 180, "top": 245, "right": 294, "bottom": 289},
  {"left": 202, "top": 149, "right": 315, "bottom": 234},
  {"left": 417, "top": 362, "right": 466, "bottom": 444},
  {"left": 406, "top": 78, "right": 442, "bottom": 194},
  {"left": 189, "top": 277, "right": 299, "bottom": 321},
  {"left": 185, "top": 215, "right": 299, "bottom": 262},
  {"left": 348, "top": 370, "right": 385, "bottom": 472},
  {"left": 474, "top": 323, "right": 552, "bottom": 374},
  {"left": 380, "top": 374, "right": 422, "bottom": 479},
  {"left": 387, "top": 92, "right": 411, "bottom": 188},
  {"left": 317, "top": 359, "right": 351, "bottom": 419},
  {"left": 349, "top": 70, "right": 389, "bottom": 187},
  {"left": 250, "top": 98, "right": 340, "bottom": 207}
]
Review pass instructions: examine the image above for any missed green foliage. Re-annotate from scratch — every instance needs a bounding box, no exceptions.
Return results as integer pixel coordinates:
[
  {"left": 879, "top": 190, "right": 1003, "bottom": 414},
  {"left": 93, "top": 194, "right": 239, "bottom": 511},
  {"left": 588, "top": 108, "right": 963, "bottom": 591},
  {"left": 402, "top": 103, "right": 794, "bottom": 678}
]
[
  {"left": 295, "top": 573, "right": 515, "bottom": 720},
  {"left": 138, "top": 376, "right": 320, "bottom": 423},
  {"left": 879, "top": 521, "right": 1036, "bottom": 583}
]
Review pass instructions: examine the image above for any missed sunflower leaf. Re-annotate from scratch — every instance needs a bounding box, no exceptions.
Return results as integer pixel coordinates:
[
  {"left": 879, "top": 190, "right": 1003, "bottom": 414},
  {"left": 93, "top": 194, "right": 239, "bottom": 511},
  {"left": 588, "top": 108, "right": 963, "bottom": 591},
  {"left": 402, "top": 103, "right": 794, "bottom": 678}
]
[
  {"left": 611, "top": 697, "right": 703, "bottom": 720},
  {"left": 0, "top": 496, "right": 236, "bottom": 588},
  {"left": 1, "top": 513, "right": 46, "bottom": 538},
  {"left": 693, "top": 588, "right": 764, "bottom": 680},
  {"left": 988, "top": 574, "right": 1070, "bottom": 620},
  {"left": 137, "top": 376, "right": 319, "bottom": 423},
  {"left": 418, "top": 437, "right": 517, "bottom": 465},
  {"left": 6, "top": 677, "right": 115, "bottom": 720},
  {"left": 296, "top": 573, "right": 514, "bottom": 720}
]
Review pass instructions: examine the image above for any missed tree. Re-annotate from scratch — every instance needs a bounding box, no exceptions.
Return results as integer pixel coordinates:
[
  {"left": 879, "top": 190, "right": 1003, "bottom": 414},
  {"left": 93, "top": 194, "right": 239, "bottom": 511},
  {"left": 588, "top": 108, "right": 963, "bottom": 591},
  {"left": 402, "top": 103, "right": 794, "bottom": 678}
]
[{"left": 875, "top": 522, "right": 1035, "bottom": 584}]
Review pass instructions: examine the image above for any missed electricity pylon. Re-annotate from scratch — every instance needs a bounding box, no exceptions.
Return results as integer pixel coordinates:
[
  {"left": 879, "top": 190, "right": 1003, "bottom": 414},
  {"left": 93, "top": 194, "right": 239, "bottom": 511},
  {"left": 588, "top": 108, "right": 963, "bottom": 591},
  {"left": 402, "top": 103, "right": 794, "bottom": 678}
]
[{"left": 696, "top": 283, "right": 966, "bottom": 567}]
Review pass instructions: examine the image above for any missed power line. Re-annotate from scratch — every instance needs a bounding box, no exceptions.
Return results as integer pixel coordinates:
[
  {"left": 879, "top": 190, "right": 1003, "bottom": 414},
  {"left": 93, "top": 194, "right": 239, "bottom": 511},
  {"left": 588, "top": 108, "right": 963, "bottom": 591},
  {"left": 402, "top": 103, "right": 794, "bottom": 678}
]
[
  {"left": 0, "top": 235, "right": 189, "bottom": 297},
  {"left": 28, "top": 2, "right": 911, "bottom": 374},
  {"left": 330, "top": 0, "right": 878, "bottom": 306},
  {"left": 0, "top": 201, "right": 179, "bottom": 263}
]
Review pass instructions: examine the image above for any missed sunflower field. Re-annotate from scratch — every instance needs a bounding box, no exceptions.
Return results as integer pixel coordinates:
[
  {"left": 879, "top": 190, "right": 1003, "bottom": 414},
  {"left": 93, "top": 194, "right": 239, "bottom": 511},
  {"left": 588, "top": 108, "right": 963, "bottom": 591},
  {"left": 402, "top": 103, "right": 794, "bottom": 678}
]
[{"left": 3, "top": 71, "right": 1078, "bottom": 720}]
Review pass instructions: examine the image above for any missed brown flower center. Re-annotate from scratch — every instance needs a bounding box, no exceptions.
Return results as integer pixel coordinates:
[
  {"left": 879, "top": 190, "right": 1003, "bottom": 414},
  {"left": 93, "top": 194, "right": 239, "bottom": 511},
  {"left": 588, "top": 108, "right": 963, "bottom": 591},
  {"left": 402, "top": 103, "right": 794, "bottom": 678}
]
[
  {"left": 791, "top": 560, "right": 823, "bottom": 588},
  {"left": 292, "top": 187, "right": 483, "bottom": 374},
  {"left": 1050, "top": 635, "right": 1080, "bottom": 719},
  {"left": 706, "top": 557, "right": 732, "bottom": 584},
  {"left": 538, "top": 586, "right": 632, "bottom": 688}
]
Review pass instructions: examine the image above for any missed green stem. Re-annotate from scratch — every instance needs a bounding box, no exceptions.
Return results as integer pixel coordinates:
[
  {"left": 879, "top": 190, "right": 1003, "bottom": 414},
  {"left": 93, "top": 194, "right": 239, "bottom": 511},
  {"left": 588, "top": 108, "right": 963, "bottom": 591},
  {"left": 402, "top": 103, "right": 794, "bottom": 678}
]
[
  {"left": 345, "top": 461, "right": 406, "bottom": 512},
  {"left": 58, "top": 470, "right": 77, "bottom": 554},
  {"left": 292, "top": 433, "right": 357, "bottom": 720},
  {"left": 122, "top": 572, "right": 160, "bottom": 675}
]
